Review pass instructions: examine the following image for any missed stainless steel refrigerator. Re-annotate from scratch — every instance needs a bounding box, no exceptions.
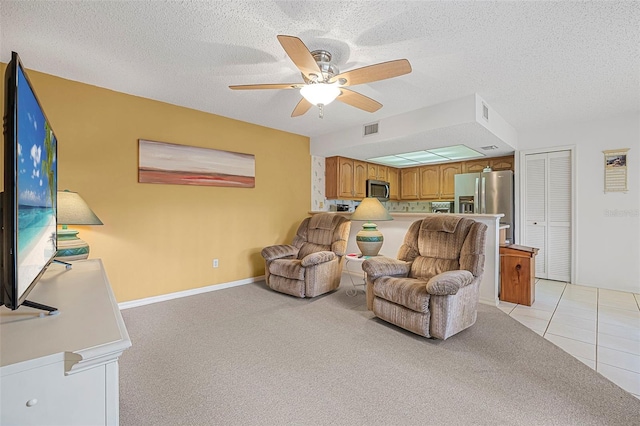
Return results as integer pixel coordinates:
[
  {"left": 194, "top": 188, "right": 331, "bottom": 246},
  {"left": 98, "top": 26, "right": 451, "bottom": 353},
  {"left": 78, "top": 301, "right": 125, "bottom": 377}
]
[{"left": 454, "top": 170, "right": 514, "bottom": 242}]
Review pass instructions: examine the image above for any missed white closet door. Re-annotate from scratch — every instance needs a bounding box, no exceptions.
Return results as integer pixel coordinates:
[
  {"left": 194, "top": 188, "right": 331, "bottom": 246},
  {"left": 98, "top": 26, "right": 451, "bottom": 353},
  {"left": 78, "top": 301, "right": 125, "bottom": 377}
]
[
  {"left": 523, "top": 150, "right": 572, "bottom": 281},
  {"left": 547, "top": 151, "right": 571, "bottom": 281},
  {"left": 524, "top": 154, "right": 548, "bottom": 278}
]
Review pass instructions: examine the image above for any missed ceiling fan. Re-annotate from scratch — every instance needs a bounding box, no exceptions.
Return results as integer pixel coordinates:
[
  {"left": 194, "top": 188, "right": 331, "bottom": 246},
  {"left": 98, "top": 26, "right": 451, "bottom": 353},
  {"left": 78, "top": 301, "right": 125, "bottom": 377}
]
[{"left": 229, "top": 35, "right": 412, "bottom": 118}]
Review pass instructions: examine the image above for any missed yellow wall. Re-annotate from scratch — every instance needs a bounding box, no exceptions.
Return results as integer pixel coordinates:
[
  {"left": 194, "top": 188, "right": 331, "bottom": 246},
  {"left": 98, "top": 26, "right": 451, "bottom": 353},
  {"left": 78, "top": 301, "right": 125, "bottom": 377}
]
[{"left": 0, "top": 63, "right": 311, "bottom": 302}]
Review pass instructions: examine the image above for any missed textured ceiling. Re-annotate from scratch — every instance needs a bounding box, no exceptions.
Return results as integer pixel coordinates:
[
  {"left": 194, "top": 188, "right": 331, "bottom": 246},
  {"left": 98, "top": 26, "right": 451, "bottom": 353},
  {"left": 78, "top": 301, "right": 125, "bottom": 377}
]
[{"left": 1, "top": 1, "right": 639, "bottom": 159}]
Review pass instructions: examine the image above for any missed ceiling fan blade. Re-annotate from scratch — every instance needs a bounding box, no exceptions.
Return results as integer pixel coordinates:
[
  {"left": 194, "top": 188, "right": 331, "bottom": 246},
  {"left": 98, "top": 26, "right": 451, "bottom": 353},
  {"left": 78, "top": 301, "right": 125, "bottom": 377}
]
[
  {"left": 277, "top": 35, "right": 322, "bottom": 80},
  {"left": 330, "top": 59, "right": 412, "bottom": 86},
  {"left": 337, "top": 89, "right": 382, "bottom": 113},
  {"left": 229, "top": 83, "right": 302, "bottom": 90},
  {"left": 291, "top": 97, "right": 313, "bottom": 117}
]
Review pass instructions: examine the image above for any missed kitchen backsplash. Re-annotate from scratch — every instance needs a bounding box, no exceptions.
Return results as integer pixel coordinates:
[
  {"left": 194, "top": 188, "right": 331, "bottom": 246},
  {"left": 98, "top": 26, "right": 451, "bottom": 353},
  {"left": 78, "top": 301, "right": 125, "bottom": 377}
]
[{"left": 324, "top": 199, "right": 434, "bottom": 212}]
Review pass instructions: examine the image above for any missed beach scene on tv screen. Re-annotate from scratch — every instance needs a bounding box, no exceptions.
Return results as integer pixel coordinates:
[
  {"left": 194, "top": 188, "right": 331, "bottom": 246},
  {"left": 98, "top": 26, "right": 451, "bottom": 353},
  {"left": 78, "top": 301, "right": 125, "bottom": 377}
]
[{"left": 16, "top": 66, "right": 57, "bottom": 297}]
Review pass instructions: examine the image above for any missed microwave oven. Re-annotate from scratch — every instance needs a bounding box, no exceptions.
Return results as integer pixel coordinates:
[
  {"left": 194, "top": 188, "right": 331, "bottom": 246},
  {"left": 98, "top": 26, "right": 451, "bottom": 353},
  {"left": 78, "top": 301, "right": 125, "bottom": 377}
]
[{"left": 366, "top": 179, "right": 390, "bottom": 201}]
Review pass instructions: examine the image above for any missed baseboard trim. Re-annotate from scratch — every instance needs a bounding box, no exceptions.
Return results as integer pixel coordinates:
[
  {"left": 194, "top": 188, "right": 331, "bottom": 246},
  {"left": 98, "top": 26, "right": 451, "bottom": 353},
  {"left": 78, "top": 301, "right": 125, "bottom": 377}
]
[
  {"left": 479, "top": 297, "right": 499, "bottom": 307},
  {"left": 118, "top": 275, "right": 265, "bottom": 310}
]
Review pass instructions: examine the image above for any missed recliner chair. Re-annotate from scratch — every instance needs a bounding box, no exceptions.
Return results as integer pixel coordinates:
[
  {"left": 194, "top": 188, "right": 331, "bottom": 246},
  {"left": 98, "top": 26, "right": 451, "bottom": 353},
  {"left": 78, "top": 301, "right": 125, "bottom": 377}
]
[
  {"left": 362, "top": 215, "right": 487, "bottom": 339},
  {"left": 261, "top": 213, "right": 351, "bottom": 298}
]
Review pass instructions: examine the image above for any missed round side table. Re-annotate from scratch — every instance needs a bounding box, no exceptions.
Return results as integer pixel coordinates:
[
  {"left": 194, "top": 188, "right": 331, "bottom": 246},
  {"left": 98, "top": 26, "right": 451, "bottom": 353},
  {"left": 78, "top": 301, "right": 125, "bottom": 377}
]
[{"left": 344, "top": 253, "right": 384, "bottom": 297}]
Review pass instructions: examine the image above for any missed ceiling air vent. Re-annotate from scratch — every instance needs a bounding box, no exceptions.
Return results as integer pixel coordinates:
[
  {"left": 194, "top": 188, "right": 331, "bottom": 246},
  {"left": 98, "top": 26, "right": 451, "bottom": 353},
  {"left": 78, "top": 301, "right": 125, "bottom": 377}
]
[
  {"left": 480, "top": 145, "right": 499, "bottom": 151},
  {"left": 482, "top": 103, "right": 489, "bottom": 121},
  {"left": 363, "top": 122, "right": 379, "bottom": 137}
]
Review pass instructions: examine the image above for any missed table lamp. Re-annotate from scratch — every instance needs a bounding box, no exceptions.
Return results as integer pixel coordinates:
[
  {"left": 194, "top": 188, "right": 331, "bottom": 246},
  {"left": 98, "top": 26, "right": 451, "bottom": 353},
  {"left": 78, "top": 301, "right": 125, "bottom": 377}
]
[
  {"left": 55, "top": 190, "right": 103, "bottom": 261},
  {"left": 350, "top": 197, "right": 393, "bottom": 256}
]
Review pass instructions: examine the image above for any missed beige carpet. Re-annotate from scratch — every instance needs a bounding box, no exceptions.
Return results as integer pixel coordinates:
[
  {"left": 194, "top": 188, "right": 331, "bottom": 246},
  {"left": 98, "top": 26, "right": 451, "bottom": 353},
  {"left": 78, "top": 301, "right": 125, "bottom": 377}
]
[{"left": 119, "top": 281, "right": 639, "bottom": 425}]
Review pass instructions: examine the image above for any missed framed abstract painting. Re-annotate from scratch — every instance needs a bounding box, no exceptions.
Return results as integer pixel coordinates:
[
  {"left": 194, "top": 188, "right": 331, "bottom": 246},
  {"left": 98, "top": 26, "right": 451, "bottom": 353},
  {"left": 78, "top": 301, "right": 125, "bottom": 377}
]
[{"left": 138, "top": 139, "right": 255, "bottom": 188}]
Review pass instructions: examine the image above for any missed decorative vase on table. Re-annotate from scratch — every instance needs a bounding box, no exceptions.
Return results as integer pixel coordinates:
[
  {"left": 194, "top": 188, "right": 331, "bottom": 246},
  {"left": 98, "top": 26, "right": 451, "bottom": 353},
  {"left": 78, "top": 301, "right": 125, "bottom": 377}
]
[
  {"left": 350, "top": 197, "right": 393, "bottom": 257},
  {"left": 56, "top": 227, "right": 91, "bottom": 260}
]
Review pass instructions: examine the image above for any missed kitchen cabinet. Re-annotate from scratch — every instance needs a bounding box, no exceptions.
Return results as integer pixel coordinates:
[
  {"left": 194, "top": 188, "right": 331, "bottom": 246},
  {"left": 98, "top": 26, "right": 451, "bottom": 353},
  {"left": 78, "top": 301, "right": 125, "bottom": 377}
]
[
  {"left": 400, "top": 167, "right": 420, "bottom": 200},
  {"left": 327, "top": 155, "right": 509, "bottom": 201},
  {"left": 325, "top": 156, "right": 367, "bottom": 200},
  {"left": 377, "top": 165, "right": 388, "bottom": 181},
  {"left": 439, "top": 163, "right": 460, "bottom": 199},
  {"left": 367, "top": 164, "right": 376, "bottom": 180},
  {"left": 416, "top": 163, "right": 461, "bottom": 200},
  {"left": 353, "top": 161, "right": 368, "bottom": 198},
  {"left": 418, "top": 166, "right": 440, "bottom": 199},
  {"left": 462, "top": 155, "right": 514, "bottom": 173},
  {"left": 462, "top": 159, "right": 488, "bottom": 173},
  {"left": 490, "top": 156, "right": 514, "bottom": 171},
  {"left": 367, "top": 164, "right": 388, "bottom": 181},
  {"left": 387, "top": 168, "right": 399, "bottom": 200}
]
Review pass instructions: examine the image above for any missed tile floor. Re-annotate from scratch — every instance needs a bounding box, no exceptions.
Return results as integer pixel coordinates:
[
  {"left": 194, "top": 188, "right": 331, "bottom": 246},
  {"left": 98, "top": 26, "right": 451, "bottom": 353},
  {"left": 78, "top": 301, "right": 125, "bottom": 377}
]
[{"left": 498, "top": 279, "right": 640, "bottom": 399}]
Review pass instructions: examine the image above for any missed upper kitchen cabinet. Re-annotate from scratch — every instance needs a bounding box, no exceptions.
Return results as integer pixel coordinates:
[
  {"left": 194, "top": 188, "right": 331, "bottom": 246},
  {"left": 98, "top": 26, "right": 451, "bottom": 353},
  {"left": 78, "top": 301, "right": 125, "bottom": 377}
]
[
  {"left": 462, "top": 159, "right": 488, "bottom": 173},
  {"left": 418, "top": 163, "right": 461, "bottom": 200},
  {"left": 326, "top": 156, "right": 367, "bottom": 200},
  {"left": 367, "top": 164, "right": 388, "bottom": 181},
  {"left": 367, "top": 164, "right": 376, "bottom": 180},
  {"left": 462, "top": 155, "right": 515, "bottom": 173},
  {"left": 400, "top": 167, "right": 420, "bottom": 200},
  {"left": 440, "top": 163, "right": 461, "bottom": 199},
  {"left": 418, "top": 166, "right": 440, "bottom": 199},
  {"left": 377, "top": 165, "right": 388, "bottom": 181},
  {"left": 353, "top": 161, "right": 368, "bottom": 198},
  {"left": 325, "top": 154, "right": 510, "bottom": 201},
  {"left": 490, "top": 156, "right": 515, "bottom": 171},
  {"left": 387, "top": 168, "right": 399, "bottom": 200}
]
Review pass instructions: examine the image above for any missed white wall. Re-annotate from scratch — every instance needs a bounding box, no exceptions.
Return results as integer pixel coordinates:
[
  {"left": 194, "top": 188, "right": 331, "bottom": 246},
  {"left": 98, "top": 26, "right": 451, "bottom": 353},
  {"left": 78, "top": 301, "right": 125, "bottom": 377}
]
[{"left": 518, "top": 112, "right": 640, "bottom": 293}]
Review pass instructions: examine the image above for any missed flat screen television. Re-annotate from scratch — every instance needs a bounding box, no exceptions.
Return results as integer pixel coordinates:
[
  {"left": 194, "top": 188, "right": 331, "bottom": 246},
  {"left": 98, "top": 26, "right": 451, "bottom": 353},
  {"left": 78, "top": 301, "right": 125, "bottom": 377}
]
[{"left": 1, "top": 51, "right": 59, "bottom": 313}]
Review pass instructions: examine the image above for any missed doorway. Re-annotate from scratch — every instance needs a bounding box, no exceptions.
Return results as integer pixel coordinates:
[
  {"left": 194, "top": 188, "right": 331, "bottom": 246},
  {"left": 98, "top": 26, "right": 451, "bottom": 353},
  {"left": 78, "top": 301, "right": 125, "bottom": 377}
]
[{"left": 518, "top": 147, "right": 575, "bottom": 282}]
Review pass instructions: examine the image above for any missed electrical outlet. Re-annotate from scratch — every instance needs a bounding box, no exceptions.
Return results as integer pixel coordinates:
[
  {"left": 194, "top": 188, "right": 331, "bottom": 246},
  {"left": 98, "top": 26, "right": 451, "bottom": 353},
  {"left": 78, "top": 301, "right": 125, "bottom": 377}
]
[
  {"left": 319, "top": 201, "right": 324, "bottom": 209},
  {"left": 213, "top": 259, "right": 219, "bottom": 268}
]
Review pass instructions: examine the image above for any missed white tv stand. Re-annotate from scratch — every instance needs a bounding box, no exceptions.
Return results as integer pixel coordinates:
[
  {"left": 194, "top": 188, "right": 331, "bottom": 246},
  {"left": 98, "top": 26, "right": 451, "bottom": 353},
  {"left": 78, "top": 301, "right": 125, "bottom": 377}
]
[{"left": 0, "top": 259, "right": 131, "bottom": 426}]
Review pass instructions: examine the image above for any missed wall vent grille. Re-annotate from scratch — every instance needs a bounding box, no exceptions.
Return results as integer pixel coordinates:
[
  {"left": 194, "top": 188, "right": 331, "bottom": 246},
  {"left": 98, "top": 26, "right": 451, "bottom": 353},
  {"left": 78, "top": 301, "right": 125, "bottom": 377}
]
[
  {"left": 363, "top": 122, "right": 379, "bottom": 136},
  {"left": 482, "top": 103, "right": 489, "bottom": 121}
]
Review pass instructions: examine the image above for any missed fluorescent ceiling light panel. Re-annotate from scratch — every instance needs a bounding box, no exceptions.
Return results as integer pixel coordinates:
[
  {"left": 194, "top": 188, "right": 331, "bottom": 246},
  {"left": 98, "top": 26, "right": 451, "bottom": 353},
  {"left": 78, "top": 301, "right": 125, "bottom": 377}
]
[
  {"left": 396, "top": 151, "right": 444, "bottom": 162},
  {"left": 367, "top": 145, "right": 485, "bottom": 167},
  {"left": 368, "top": 155, "right": 421, "bottom": 166}
]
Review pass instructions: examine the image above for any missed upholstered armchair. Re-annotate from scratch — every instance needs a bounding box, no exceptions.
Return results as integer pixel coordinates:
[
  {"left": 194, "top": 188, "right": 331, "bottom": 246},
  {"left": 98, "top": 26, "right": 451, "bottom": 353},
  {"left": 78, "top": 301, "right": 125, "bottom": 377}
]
[
  {"left": 362, "top": 215, "right": 487, "bottom": 340},
  {"left": 261, "top": 213, "right": 351, "bottom": 298}
]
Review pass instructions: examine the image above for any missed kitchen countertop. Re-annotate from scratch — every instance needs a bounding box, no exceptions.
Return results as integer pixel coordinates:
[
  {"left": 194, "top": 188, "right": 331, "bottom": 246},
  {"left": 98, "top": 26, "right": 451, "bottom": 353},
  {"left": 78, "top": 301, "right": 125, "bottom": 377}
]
[{"left": 310, "top": 211, "right": 505, "bottom": 220}]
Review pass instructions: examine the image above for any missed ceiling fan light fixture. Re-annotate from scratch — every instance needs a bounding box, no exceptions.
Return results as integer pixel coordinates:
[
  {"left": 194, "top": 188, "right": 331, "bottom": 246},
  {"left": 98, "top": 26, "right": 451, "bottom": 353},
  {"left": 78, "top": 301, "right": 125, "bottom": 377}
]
[
  {"left": 300, "top": 83, "right": 341, "bottom": 106},
  {"left": 230, "top": 35, "right": 412, "bottom": 117}
]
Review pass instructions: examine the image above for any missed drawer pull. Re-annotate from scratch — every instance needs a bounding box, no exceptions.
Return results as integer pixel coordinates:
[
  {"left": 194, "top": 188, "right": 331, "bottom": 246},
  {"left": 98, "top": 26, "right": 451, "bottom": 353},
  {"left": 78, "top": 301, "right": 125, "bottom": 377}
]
[{"left": 26, "top": 398, "right": 38, "bottom": 407}]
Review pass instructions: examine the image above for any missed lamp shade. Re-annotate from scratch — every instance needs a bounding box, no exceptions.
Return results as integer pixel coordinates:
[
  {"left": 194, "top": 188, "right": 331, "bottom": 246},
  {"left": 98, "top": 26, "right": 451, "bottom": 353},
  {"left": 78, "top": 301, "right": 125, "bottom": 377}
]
[
  {"left": 351, "top": 197, "right": 393, "bottom": 222},
  {"left": 55, "top": 190, "right": 102, "bottom": 261},
  {"left": 57, "top": 190, "right": 103, "bottom": 225},
  {"left": 351, "top": 197, "right": 393, "bottom": 257},
  {"left": 300, "top": 83, "right": 341, "bottom": 106}
]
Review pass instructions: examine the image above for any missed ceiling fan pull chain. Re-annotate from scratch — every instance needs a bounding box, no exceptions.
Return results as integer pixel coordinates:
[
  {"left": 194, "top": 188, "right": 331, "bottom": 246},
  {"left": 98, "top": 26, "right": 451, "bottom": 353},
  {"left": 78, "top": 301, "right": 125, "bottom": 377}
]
[{"left": 319, "top": 104, "right": 324, "bottom": 119}]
